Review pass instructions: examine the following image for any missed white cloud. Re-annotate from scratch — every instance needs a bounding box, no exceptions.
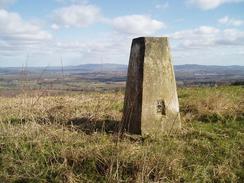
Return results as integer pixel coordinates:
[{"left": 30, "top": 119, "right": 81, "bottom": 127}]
[
  {"left": 187, "top": 0, "right": 244, "bottom": 10},
  {"left": 0, "top": 9, "right": 52, "bottom": 57},
  {"left": 53, "top": 4, "right": 101, "bottom": 28},
  {"left": 0, "top": 9, "right": 52, "bottom": 42},
  {"left": 52, "top": 4, "right": 165, "bottom": 36},
  {"left": 0, "top": 1, "right": 167, "bottom": 66},
  {"left": 218, "top": 16, "right": 244, "bottom": 26},
  {"left": 0, "top": 9, "right": 52, "bottom": 41},
  {"left": 111, "top": 15, "right": 165, "bottom": 35},
  {"left": 51, "top": 23, "right": 60, "bottom": 30},
  {"left": 52, "top": 29, "right": 244, "bottom": 66},
  {"left": 16, "top": 33, "right": 131, "bottom": 66},
  {"left": 171, "top": 26, "right": 244, "bottom": 48},
  {"left": 52, "top": 1, "right": 167, "bottom": 37},
  {"left": 155, "top": 2, "right": 169, "bottom": 9},
  {"left": 217, "top": 29, "right": 244, "bottom": 45},
  {"left": 0, "top": 0, "right": 16, "bottom": 7},
  {"left": 171, "top": 25, "right": 244, "bottom": 65}
]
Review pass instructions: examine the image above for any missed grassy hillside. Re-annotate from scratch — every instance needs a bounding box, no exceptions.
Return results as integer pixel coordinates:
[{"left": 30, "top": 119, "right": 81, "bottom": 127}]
[{"left": 0, "top": 86, "right": 243, "bottom": 182}]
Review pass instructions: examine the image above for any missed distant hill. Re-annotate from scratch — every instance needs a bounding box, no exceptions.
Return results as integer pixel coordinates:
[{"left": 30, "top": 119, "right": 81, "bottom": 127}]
[
  {"left": 173, "top": 64, "right": 244, "bottom": 85},
  {"left": 174, "top": 64, "right": 244, "bottom": 75},
  {"left": 1, "top": 64, "right": 244, "bottom": 74},
  {"left": 74, "top": 64, "right": 127, "bottom": 72},
  {"left": 0, "top": 64, "right": 243, "bottom": 86},
  {"left": 0, "top": 64, "right": 127, "bottom": 75}
]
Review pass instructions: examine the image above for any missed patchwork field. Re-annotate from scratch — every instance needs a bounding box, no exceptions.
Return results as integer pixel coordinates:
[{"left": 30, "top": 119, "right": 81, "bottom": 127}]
[{"left": 0, "top": 86, "right": 243, "bottom": 182}]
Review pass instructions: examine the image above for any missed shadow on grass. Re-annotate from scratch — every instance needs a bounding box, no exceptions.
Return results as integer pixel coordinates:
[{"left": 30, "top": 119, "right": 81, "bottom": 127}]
[
  {"left": 66, "top": 117, "right": 121, "bottom": 134},
  {"left": 3, "top": 116, "right": 121, "bottom": 135}
]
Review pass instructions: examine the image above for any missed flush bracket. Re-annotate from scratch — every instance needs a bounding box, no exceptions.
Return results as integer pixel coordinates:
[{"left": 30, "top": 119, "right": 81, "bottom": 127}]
[{"left": 157, "top": 100, "right": 166, "bottom": 115}]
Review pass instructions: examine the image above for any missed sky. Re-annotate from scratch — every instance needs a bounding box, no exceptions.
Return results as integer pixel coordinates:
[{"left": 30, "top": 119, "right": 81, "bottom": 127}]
[{"left": 0, "top": 0, "right": 244, "bottom": 67}]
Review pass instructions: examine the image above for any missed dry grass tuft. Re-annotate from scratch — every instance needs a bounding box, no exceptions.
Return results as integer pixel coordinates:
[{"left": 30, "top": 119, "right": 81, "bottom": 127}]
[{"left": 180, "top": 86, "right": 244, "bottom": 122}]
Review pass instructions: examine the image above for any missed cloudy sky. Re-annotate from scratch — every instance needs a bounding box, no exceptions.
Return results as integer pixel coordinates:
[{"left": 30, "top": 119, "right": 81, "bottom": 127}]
[{"left": 0, "top": 0, "right": 244, "bottom": 67}]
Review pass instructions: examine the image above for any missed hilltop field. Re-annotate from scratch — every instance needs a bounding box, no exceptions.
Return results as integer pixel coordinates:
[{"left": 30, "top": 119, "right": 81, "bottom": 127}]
[{"left": 0, "top": 85, "right": 243, "bottom": 182}]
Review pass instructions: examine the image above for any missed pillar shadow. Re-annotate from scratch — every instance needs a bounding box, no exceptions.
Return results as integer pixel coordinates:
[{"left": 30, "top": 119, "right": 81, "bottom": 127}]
[{"left": 66, "top": 117, "right": 121, "bottom": 134}]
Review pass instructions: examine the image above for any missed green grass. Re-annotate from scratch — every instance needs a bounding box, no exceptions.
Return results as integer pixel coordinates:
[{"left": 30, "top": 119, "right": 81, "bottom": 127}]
[{"left": 0, "top": 86, "right": 243, "bottom": 182}]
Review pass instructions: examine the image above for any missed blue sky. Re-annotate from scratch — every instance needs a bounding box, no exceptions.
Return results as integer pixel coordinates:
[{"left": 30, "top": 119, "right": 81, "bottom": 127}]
[{"left": 0, "top": 0, "right": 244, "bottom": 66}]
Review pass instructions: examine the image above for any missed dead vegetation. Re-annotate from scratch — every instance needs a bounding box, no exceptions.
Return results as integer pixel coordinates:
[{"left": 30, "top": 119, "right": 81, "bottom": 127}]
[
  {"left": 180, "top": 86, "right": 244, "bottom": 122},
  {"left": 0, "top": 86, "right": 243, "bottom": 182}
]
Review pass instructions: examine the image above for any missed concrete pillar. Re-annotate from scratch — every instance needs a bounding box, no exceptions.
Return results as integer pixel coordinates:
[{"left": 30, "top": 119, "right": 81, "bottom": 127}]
[{"left": 122, "top": 37, "right": 181, "bottom": 135}]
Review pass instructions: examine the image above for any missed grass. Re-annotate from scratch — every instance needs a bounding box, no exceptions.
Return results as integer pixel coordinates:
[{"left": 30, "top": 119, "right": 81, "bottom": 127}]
[{"left": 0, "top": 86, "right": 243, "bottom": 182}]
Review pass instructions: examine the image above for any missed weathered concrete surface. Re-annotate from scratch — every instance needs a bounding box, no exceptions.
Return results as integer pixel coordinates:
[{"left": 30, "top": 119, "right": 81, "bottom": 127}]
[{"left": 122, "top": 37, "right": 181, "bottom": 135}]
